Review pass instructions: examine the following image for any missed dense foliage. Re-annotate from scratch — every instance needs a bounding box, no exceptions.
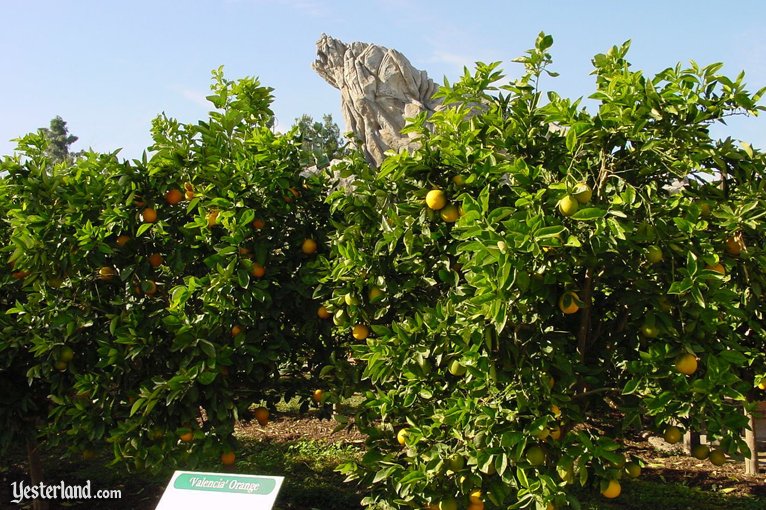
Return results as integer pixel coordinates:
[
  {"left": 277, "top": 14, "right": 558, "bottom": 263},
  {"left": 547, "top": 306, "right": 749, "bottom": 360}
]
[
  {"left": 320, "top": 34, "right": 766, "bottom": 509},
  {"left": 0, "top": 69, "right": 337, "bottom": 472},
  {"left": 1, "top": 33, "right": 765, "bottom": 510}
]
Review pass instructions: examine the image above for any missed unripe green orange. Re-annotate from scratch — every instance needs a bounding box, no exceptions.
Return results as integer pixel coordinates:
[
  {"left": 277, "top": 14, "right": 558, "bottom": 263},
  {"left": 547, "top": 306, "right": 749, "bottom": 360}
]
[
  {"left": 573, "top": 182, "right": 592, "bottom": 204},
  {"left": 558, "top": 195, "right": 579, "bottom": 217}
]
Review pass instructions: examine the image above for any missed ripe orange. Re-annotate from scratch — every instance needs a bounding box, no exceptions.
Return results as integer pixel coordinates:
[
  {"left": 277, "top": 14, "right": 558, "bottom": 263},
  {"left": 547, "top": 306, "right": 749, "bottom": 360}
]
[
  {"left": 254, "top": 406, "right": 269, "bottom": 426},
  {"left": 251, "top": 263, "right": 266, "bottom": 278},
  {"left": 549, "top": 424, "right": 562, "bottom": 441},
  {"left": 352, "top": 324, "right": 369, "bottom": 340},
  {"left": 601, "top": 479, "right": 621, "bottom": 499},
  {"left": 558, "top": 291, "right": 579, "bottom": 314},
  {"left": 725, "top": 233, "right": 745, "bottom": 256},
  {"left": 302, "top": 238, "right": 318, "bottom": 255},
  {"left": 231, "top": 325, "right": 243, "bottom": 337},
  {"left": 179, "top": 431, "right": 194, "bottom": 443},
  {"left": 467, "top": 502, "right": 484, "bottom": 510},
  {"left": 283, "top": 187, "right": 300, "bottom": 203},
  {"left": 144, "top": 281, "right": 158, "bottom": 296},
  {"left": 165, "top": 189, "right": 183, "bottom": 205},
  {"left": 317, "top": 305, "right": 331, "bottom": 319},
  {"left": 116, "top": 235, "right": 131, "bottom": 247},
  {"left": 757, "top": 380, "right": 766, "bottom": 391},
  {"left": 312, "top": 389, "right": 324, "bottom": 403},
  {"left": 12, "top": 270, "right": 29, "bottom": 280},
  {"left": 675, "top": 353, "right": 698, "bottom": 375},
  {"left": 220, "top": 451, "right": 236, "bottom": 466},
  {"left": 425, "top": 189, "right": 447, "bottom": 210},
  {"left": 368, "top": 287, "right": 384, "bottom": 303},
  {"left": 469, "top": 490, "right": 483, "bottom": 504},
  {"left": 141, "top": 207, "right": 157, "bottom": 223},
  {"left": 98, "top": 266, "right": 117, "bottom": 281},
  {"left": 550, "top": 404, "right": 562, "bottom": 418},
  {"left": 396, "top": 428, "right": 408, "bottom": 446},
  {"left": 148, "top": 253, "right": 164, "bottom": 268},
  {"left": 206, "top": 209, "right": 219, "bottom": 227},
  {"left": 252, "top": 218, "right": 266, "bottom": 229},
  {"left": 706, "top": 263, "right": 725, "bottom": 275}
]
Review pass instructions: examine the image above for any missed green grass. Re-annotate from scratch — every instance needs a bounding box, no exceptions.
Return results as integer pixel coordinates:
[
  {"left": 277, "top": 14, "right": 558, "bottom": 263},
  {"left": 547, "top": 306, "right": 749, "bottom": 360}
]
[
  {"left": 575, "top": 479, "right": 765, "bottom": 510},
  {"left": 233, "top": 438, "right": 363, "bottom": 510}
]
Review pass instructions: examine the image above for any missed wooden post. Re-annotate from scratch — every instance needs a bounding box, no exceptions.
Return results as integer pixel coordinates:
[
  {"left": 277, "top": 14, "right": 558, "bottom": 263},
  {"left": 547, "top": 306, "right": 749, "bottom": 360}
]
[
  {"left": 26, "top": 435, "right": 49, "bottom": 510},
  {"left": 744, "top": 404, "right": 759, "bottom": 475},
  {"left": 684, "top": 430, "right": 701, "bottom": 455}
]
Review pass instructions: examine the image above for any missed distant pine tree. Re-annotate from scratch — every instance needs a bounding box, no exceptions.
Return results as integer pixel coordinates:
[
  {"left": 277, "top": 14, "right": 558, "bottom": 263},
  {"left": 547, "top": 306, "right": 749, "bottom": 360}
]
[
  {"left": 40, "top": 116, "right": 79, "bottom": 163},
  {"left": 294, "top": 114, "right": 346, "bottom": 168}
]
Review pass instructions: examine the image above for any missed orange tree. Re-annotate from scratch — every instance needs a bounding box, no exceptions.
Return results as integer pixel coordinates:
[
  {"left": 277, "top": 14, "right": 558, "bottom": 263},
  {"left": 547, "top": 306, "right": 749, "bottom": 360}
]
[
  {"left": 319, "top": 34, "right": 766, "bottom": 509},
  {"left": 0, "top": 68, "right": 337, "bottom": 473}
]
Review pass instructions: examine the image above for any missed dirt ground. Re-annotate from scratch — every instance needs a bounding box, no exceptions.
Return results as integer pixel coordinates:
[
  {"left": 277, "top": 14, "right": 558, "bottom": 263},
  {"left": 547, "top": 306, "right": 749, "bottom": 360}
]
[
  {"left": 235, "top": 409, "right": 766, "bottom": 499},
  {"left": 2, "top": 409, "right": 765, "bottom": 509}
]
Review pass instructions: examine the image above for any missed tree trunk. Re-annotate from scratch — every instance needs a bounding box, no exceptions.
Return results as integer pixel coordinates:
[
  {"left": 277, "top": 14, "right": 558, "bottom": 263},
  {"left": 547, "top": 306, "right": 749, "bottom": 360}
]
[
  {"left": 744, "top": 404, "right": 759, "bottom": 475},
  {"left": 26, "top": 435, "right": 49, "bottom": 510}
]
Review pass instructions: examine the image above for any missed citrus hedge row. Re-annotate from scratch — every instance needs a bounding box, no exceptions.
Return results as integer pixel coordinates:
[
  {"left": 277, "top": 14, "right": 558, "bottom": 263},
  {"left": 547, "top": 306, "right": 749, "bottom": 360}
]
[
  {"left": 320, "top": 35, "right": 766, "bottom": 510},
  {"left": 1, "top": 35, "right": 765, "bottom": 510},
  {"left": 0, "top": 70, "right": 338, "bottom": 471}
]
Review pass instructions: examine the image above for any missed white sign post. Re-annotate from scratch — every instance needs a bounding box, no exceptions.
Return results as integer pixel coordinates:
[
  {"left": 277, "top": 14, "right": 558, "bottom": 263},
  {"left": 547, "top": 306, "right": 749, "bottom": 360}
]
[{"left": 155, "top": 471, "right": 284, "bottom": 510}]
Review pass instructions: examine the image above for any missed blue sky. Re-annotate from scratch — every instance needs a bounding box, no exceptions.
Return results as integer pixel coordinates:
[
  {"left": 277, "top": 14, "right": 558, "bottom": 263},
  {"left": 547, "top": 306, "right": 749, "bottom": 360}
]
[{"left": 2, "top": 0, "right": 765, "bottom": 159}]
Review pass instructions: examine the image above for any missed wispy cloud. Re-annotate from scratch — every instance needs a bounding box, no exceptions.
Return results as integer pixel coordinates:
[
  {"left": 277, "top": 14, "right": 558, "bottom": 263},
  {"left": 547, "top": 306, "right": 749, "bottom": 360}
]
[
  {"left": 179, "top": 89, "right": 210, "bottom": 108},
  {"left": 428, "top": 50, "right": 483, "bottom": 70}
]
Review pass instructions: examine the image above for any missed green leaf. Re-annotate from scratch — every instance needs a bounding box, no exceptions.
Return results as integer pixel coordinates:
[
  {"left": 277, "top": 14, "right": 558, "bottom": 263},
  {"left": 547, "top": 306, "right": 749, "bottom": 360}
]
[
  {"left": 198, "top": 371, "right": 217, "bottom": 385},
  {"left": 197, "top": 339, "right": 216, "bottom": 359},
  {"left": 534, "top": 225, "right": 566, "bottom": 239},
  {"left": 136, "top": 223, "right": 153, "bottom": 236},
  {"left": 571, "top": 208, "right": 606, "bottom": 221},
  {"left": 565, "top": 127, "right": 577, "bottom": 153},
  {"left": 239, "top": 208, "right": 255, "bottom": 226},
  {"left": 622, "top": 379, "right": 640, "bottom": 395}
]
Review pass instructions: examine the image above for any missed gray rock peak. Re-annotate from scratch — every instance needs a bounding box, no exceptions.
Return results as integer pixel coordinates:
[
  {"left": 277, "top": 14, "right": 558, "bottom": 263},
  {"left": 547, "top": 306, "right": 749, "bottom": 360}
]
[{"left": 313, "top": 34, "right": 440, "bottom": 167}]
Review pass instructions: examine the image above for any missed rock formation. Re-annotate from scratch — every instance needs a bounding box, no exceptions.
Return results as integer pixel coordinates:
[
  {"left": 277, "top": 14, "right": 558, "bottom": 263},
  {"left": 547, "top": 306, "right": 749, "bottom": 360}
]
[{"left": 313, "top": 34, "right": 440, "bottom": 167}]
